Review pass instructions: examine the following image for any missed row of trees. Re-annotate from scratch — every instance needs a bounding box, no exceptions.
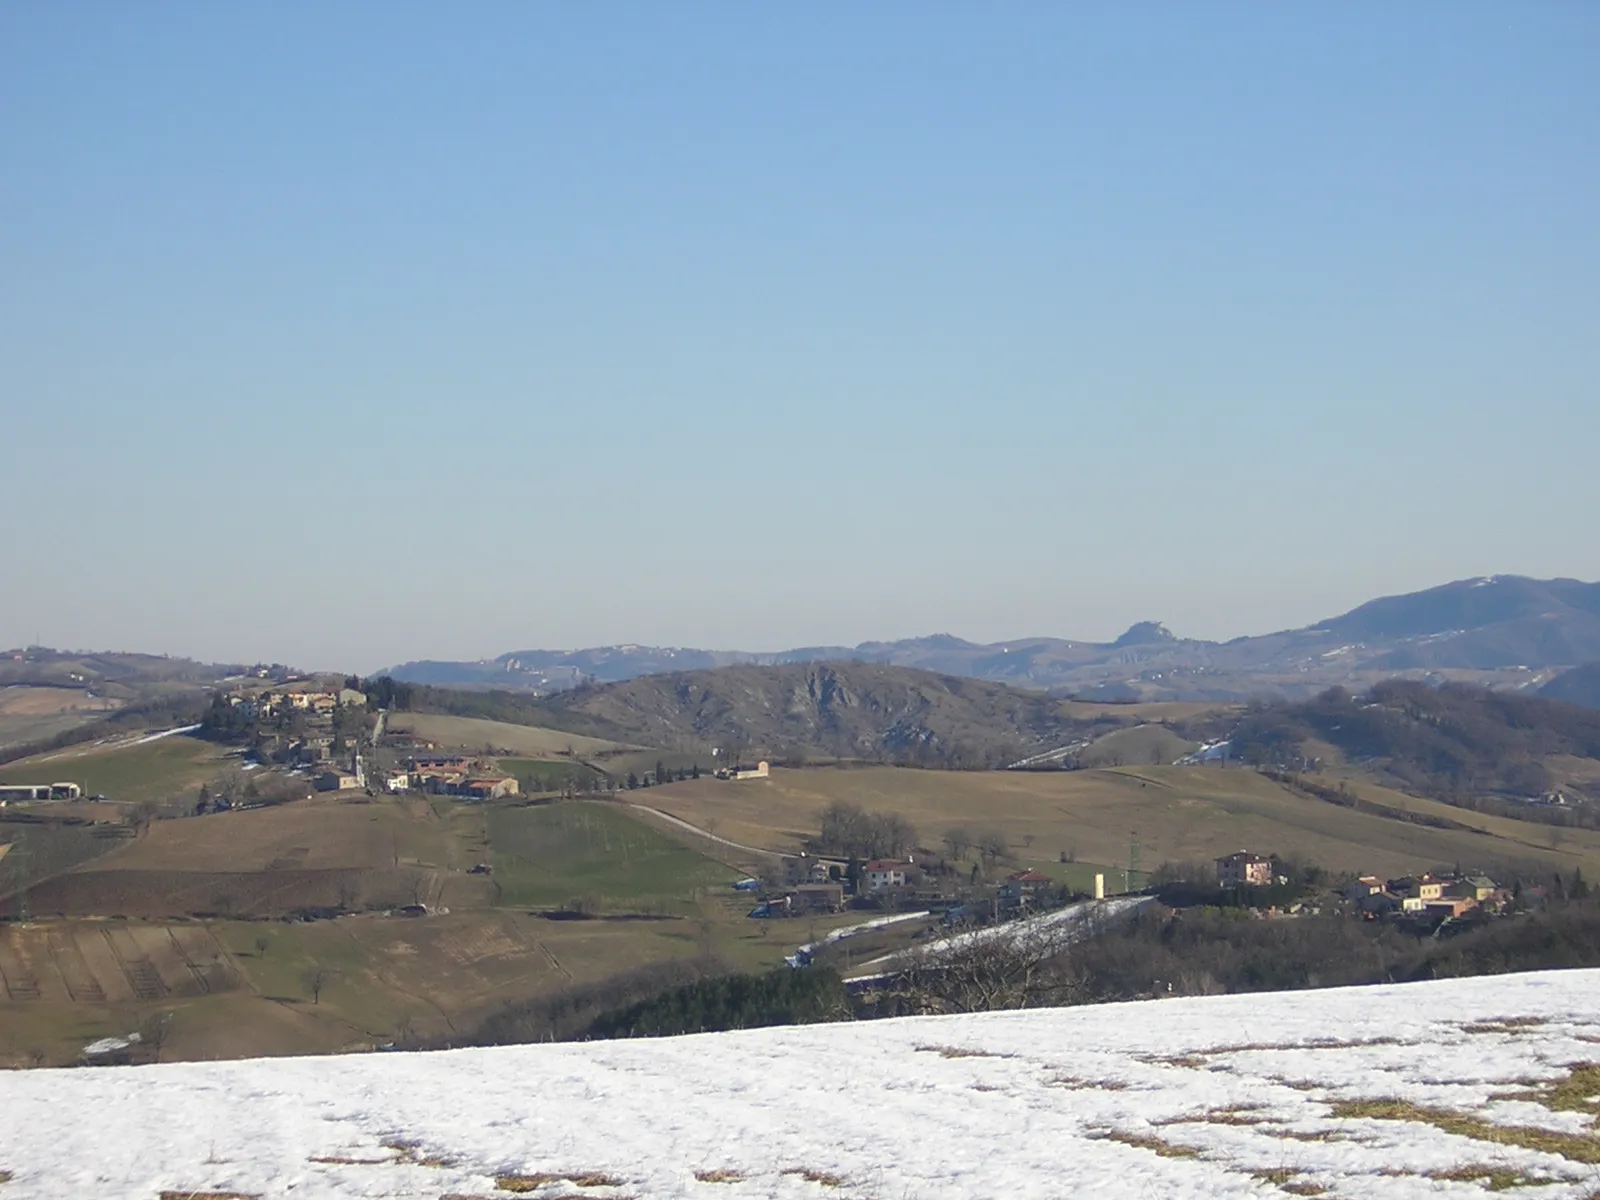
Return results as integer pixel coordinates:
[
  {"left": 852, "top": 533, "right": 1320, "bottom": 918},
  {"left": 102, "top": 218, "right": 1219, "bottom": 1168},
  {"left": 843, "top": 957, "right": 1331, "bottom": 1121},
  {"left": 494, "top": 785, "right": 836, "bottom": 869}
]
[
  {"left": 624, "top": 760, "right": 702, "bottom": 789},
  {"left": 940, "top": 826, "right": 1016, "bottom": 866}
]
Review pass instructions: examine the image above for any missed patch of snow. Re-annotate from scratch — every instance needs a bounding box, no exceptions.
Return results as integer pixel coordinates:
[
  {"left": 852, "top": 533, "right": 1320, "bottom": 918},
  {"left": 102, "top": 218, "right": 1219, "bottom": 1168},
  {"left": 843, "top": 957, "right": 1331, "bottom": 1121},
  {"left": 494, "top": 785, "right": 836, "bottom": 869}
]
[
  {"left": 787, "top": 911, "right": 931, "bottom": 966},
  {"left": 124, "top": 723, "right": 203, "bottom": 747},
  {"left": 1176, "top": 741, "right": 1231, "bottom": 765},
  {"left": 79, "top": 1036, "right": 134, "bottom": 1057},
  {"left": 847, "top": 898, "right": 1151, "bottom": 981},
  {"left": 4, "top": 971, "right": 1600, "bottom": 1198}
]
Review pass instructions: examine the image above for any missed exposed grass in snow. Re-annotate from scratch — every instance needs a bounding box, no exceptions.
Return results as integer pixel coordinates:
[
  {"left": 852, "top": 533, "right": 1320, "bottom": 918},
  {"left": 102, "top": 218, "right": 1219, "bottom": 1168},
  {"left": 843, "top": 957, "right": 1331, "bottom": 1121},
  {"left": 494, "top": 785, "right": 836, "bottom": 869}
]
[
  {"left": 1332, "top": 1097, "right": 1600, "bottom": 1162},
  {"left": 1045, "top": 1074, "right": 1132, "bottom": 1090},
  {"left": 1254, "top": 1177, "right": 1305, "bottom": 1196},
  {"left": 1157, "top": 1105, "right": 1272, "bottom": 1126},
  {"left": 1098, "top": 1130, "right": 1202, "bottom": 1158},
  {"left": 1463, "top": 1017, "right": 1552, "bottom": 1035},
  {"left": 914, "top": 1043, "right": 1015, "bottom": 1059},
  {"left": 1406, "top": 1163, "right": 1548, "bottom": 1189},
  {"left": 494, "top": 1171, "right": 625, "bottom": 1191},
  {"left": 9, "top": 970, "right": 1600, "bottom": 1199},
  {"left": 1144, "top": 1052, "right": 1210, "bottom": 1068},
  {"left": 780, "top": 1166, "right": 848, "bottom": 1186},
  {"left": 1492, "top": 1063, "right": 1600, "bottom": 1113}
]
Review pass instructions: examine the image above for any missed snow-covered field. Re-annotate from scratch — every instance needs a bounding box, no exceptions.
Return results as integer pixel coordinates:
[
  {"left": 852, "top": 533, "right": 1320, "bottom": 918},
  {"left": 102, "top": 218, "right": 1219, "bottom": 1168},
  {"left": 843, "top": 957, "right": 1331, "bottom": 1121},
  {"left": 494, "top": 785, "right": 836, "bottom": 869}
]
[{"left": 3, "top": 970, "right": 1600, "bottom": 1199}]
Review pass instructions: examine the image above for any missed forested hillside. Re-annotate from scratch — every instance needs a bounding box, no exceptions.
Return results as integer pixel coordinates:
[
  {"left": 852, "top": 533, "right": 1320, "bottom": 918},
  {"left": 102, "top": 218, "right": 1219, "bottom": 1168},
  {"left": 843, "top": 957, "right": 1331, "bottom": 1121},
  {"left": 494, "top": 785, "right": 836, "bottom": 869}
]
[
  {"left": 1196, "top": 680, "right": 1600, "bottom": 808},
  {"left": 1540, "top": 663, "right": 1600, "bottom": 710}
]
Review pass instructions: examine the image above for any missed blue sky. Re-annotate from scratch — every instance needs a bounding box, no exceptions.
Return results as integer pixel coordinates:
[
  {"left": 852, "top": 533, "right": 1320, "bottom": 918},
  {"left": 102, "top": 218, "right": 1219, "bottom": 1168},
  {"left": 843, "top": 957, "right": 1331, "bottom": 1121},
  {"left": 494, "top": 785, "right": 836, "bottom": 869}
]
[{"left": 3, "top": 3, "right": 1596, "bottom": 672}]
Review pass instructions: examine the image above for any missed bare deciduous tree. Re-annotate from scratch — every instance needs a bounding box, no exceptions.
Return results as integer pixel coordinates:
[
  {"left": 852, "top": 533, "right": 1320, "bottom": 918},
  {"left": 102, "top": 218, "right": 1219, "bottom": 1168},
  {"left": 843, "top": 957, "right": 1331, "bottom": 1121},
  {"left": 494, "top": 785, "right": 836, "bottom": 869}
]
[
  {"left": 889, "top": 913, "right": 1100, "bottom": 1015},
  {"left": 304, "top": 966, "right": 330, "bottom": 1005},
  {"left": 889, "top": 908, "right": 1113, "bottom": 1017},
  {"left": 978, "top": 830, "right": 1009, "bottom": 867},
  {"left": 139, "top": 1011, "right": 174, "bottom": 1062},
  {"left": 130, "top": 801, "right": 160, "bottom": 838},
  {"left": 943, "top": 827, "right": 974, "bottom": 860}
]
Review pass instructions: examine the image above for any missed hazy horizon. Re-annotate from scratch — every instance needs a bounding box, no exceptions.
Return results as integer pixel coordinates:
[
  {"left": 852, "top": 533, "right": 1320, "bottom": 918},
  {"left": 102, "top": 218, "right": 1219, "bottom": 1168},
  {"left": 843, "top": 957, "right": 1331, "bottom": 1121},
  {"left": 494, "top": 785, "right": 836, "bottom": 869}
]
[
  {"left": 11, "top": 570, "right": 1600, "bottom": 677},
  {"left": 5, "top": 4, "right": 1596, "bottom": 674}
]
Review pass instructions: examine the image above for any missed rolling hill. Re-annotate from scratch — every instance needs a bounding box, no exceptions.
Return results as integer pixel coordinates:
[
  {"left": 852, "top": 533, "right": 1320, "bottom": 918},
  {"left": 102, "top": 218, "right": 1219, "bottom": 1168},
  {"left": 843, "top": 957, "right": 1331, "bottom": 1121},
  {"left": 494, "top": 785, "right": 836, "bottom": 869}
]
[
  {"left": 633, "top": 762, "right": 1600, "bottom": 881},
  {"left": 1205, "top": 678, "right": 1600, "bottom": 805},
  {"left": 382, "top": 575, "right": 1600, "bottom": 701},
  {"left": 393, "top": 662, "right": 1167, "bottom": 768}
]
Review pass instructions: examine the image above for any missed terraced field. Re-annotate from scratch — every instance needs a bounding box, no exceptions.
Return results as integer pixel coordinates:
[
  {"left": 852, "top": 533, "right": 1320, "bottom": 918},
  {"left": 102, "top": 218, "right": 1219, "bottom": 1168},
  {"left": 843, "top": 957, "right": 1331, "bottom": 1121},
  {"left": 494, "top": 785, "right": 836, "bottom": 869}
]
[{"left": 0, "top": 922, "right": 240, "bottom": 1005}]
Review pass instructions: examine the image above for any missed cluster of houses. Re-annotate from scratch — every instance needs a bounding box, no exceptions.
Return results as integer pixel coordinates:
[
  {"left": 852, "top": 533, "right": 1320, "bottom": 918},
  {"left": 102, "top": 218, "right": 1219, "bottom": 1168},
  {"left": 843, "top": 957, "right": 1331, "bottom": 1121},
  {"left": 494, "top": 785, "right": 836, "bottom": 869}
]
[
  {"left": 1342, "top": 871, "right": 1506, "bottom": 921},
  {"left": 748, "top": 853, "right": 1072, "bottom": 920},
  {"left": 384, "top": 755, "right": 520, "bottom": 801},
  {"left": 1214, "top": 850, "right": 1508, "bottom": 925},
  {"left": 232, "top": 688, "right": 367, "bottom": 719}
]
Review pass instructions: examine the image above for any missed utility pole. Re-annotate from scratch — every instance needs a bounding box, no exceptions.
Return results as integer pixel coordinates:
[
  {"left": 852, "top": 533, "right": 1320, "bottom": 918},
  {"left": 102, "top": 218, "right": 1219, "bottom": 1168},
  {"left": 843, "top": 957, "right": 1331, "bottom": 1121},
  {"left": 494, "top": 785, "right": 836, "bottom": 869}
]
[{"left": 1127, "top": 830, "right": 1141, "bottom": 893}]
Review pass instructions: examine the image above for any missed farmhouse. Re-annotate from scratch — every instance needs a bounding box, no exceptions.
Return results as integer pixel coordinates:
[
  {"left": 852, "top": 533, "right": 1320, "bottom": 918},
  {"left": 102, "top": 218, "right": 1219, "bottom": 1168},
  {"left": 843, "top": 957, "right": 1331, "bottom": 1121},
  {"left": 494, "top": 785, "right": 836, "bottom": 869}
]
[
  {"left": 783, "top": 854, "right": 846, "bottom": 886},
  {"left": 1342, "top": 876, "right": 1384, "bottom": 902},
  {"left": 1388, "top": 874, "right": 1446, "bottom": 902},
  {"left": 458, "top": 776, "right": 520, "bottom": 801},
  {"left": 863, "top": 859, "right": 909, "bottom": 892},
  {"left": 999, "top": 870, "right": 1052, "bottom": 910},
  {"left": 1215, "top": 850, "right": 1273, "bottom": 888},
  {"left": 789, "top": 883, "right": 845, "bottom": 913},
  {"left": 1451, "top": 875, "right": 1502, "bottom": 904},
  {"left": 314, "top": 769, "right": 363, "bottom": 792}
]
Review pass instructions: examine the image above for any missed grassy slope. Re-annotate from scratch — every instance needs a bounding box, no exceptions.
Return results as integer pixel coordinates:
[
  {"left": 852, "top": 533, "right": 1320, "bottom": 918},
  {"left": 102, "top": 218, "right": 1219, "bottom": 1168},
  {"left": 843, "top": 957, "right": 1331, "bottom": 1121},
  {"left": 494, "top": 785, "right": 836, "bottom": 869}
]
[
  {"left": 0, "top": 796, "right": 825, "bottom": 1066},
  {"left": 636, "top": 764, "right": 1600, "bottom": 879},
  {"left": 0, "top": 709, "right": 115, "bottom": 752},
  {"left": 486, "top": 802, "right": 738, "bottom": 913},
  {"left": 386, "top": 712, "right": 631, "bottom": 757},
  {"left": 0, "top": 735, "right": 228, "bottom": 805},
  {"left": 1075, "top": 724, "right": 1199, "bottom": 768},
  {"left": 75, "top": 797, "right": 453, "bottom": 873}
]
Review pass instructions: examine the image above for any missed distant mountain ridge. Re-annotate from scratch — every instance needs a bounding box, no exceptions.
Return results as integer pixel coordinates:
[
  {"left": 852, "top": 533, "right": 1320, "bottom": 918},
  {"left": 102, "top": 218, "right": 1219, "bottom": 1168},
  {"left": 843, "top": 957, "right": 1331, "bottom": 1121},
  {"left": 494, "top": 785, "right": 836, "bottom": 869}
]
[
  {"left": 392, "top": 661, "right": 1138, "bottom": 768},
  {"left": 382, "top": 575, "right": 1600, "bottom": 702}
]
